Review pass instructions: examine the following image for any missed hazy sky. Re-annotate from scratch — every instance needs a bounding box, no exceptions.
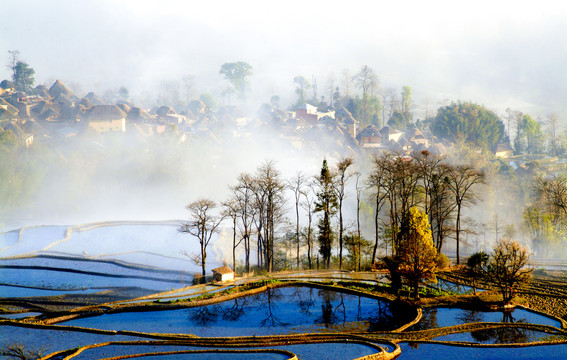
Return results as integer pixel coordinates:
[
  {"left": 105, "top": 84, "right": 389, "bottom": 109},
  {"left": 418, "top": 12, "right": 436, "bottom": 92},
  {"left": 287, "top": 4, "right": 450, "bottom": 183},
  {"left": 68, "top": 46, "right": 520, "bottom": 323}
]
[{"left": 2, "top": 0, "right": 566, "bottom": 117}]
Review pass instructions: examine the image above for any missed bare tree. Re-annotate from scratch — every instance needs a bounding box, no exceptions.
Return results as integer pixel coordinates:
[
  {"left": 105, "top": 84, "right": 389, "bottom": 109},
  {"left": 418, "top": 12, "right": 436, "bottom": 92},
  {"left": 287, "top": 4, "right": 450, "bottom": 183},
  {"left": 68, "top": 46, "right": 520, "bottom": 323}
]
[
  {"left": 488, "top": 239, "right": 532, "bottom": 304},
  {"left": 301, "top": 182, "right": 317, "bottom": 269},
  {"left": 333, "top": 157, "right": 354, "bottom": 269},
  {"left": 6, "top": 50, "right": 20, "bottom": 81},
  {"left": 293, "top": 75, "right": 311, "bottom": 105},
  {"left": 341, "top": 68, "right": 352, "bottom": 98},
  {"left": 367, "top": 154, "right": 389, "bottom": 262},
  {"left": 179, "top": 199, "right": 225, "bottom": 277},
  {"left": 385, "top": 88, "right": 400, "bottom": 124},
  {"left": 446, "top": 165, "right": 485, "bottom": 264},
  {"left": 327, "top": 73, "right": 336, "bottom": 108},
  {"left": 354, "top": 171, "right": 363, "bottom": 270},
  {"left": 353, "top": 65, "right": 379, "bottom": 96},
  {"left": 1, "top": 343, "right": 44, "bottom": 360},
  {"left": 411, "top": 151, "right": 455, "bottom": 251},
  {"left": 222, "top": 199, "right": 241, "bottom": 272},
  {"left": 233, "top": 173, "right": 256, "bottom": 273},
  {"left": 288, "top": 172, "right": 307, "bottom": 269},
  {"left": 429, "top": 164, "right": 456, "bottom": 252},
  {"left": 252, "top": 161, "right": 286, "bottom": 271},
  {"left": 353, "top": 65, "right": 379, "bottom": 124}
]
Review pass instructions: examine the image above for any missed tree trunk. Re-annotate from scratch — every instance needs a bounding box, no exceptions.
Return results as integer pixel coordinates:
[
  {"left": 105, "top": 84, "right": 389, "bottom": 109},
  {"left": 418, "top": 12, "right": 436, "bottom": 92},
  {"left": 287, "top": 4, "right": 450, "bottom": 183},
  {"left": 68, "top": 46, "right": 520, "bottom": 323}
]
[
  {"left": 296, "top": 199, "right": 300, "bottom": 269},
  {"left": 339, "top": 198, "right": 344, "bottom": 269},
  {"left": 307, "top": 224, "right": 312, "bottom": 269},
  {"left": 372, "top": 192, "right": 380, "bottom": 263},
  {"left": 201, "top": 246, "right": 206, "bottom": 277},
  {"left": 356, "top": 189, "right": 361, "bottom": 271},
  {"left": 456, "top": 200, "right": 462, "bottom": 265},
  {"left": 232, "top": 218, "right": 236, "bottom": 272}
]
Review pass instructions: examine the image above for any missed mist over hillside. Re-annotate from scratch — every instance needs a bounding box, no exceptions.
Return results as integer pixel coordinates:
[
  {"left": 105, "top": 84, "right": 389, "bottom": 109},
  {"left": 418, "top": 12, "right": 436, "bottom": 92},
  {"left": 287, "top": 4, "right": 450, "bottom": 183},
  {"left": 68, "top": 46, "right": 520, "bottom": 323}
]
[{"left": 2, "top": 1, "right": 567, "bottom": 266}]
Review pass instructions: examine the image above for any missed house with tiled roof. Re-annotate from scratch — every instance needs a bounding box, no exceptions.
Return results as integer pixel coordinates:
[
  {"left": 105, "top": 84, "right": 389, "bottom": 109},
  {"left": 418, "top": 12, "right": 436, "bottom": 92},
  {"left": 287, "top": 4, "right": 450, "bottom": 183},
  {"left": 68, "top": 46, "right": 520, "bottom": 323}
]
[
  {"left": 85, "top": 105, "right": 126, "bottom": 133},
  {"left": 212, "top": 265, "right": 234, "bottom": 282},
  {"left": 356, "top": 125, "right": 382, "bottom": 147}
]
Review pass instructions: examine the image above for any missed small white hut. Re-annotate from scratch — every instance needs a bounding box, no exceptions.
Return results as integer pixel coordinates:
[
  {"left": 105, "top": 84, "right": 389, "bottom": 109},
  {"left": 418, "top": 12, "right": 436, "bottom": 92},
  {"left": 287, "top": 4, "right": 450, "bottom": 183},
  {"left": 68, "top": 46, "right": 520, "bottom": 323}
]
[{"left": 212, "top": 266, "right": 235, "bottom": 282}]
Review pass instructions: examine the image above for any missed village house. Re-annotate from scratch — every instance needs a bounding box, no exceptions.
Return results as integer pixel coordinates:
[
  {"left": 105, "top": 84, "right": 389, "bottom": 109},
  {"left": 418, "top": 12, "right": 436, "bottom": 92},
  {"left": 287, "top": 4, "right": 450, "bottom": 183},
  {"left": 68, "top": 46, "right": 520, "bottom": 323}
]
[
  {"left": 85, "top": 105, "right": 126, "bottom": 133},
  {"left": 335, "top": 107, "right": 358, "bottom": 138},
  {"left": 295, "top": 103, "right": 335, "bottom": 125},
  {"left": 356, "top": 125, "right": 382, "bottom": 147},
  {"left": 379, "top": 125, "right": 403, "bottom": 142},
  {"left": 494, "top": 143, "right": 514, "bottom": 158},
  {"left": 212, "top": 265, "right": 234, "bottom": 282},
  {"left": 403, "top": 128, "right": 430, "bottom": 148}
]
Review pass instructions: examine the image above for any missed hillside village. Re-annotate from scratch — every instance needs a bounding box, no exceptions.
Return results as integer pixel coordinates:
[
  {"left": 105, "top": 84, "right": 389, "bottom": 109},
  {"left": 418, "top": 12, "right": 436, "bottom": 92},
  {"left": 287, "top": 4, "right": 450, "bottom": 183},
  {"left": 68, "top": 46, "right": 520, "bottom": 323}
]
[{"left": 0, "top": 79, "right": 454, "bottom": 156}]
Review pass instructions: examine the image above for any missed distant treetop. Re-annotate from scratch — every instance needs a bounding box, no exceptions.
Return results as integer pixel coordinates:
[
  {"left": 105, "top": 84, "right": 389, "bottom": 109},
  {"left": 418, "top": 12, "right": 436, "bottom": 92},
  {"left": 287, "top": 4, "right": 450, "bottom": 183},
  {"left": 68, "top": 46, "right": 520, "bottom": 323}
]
[{"left": 432, "top": 101, "right": 505, "bottom": 149}]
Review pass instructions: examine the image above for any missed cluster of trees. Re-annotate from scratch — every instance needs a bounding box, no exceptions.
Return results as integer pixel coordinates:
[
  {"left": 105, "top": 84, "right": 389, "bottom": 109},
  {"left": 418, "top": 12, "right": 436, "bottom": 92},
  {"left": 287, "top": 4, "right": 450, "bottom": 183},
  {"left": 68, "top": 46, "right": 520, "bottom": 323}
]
[
  {"left": 181, "top": 161, "right": 287, "bottom": 275},
  {"left": 366, "top": 151, "right": 485, "bottom": 265},
  {"left": 292, "top": 65, "right": 413, "bottom": 130},
  {"left": 179, "top": 151, "right": 486, "bottom": 281},
  {"left": 467, "top": 239, "right": 532, "bottom": 304},
  {"left": 523, "top": 174, "right": 567, "bottom": 257}
]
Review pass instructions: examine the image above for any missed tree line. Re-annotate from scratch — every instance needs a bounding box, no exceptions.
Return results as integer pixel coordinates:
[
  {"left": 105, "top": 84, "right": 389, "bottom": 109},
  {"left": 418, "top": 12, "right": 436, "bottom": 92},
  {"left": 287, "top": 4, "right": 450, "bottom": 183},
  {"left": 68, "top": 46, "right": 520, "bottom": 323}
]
[{"left": 179, "top": 150, "right": 486, "bottom": 277}]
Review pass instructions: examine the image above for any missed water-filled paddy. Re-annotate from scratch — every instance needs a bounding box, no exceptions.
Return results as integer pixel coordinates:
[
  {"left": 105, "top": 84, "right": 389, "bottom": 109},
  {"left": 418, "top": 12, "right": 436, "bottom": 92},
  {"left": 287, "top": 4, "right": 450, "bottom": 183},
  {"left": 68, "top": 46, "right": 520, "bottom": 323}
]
[
  {"left": 428, "top": 279, "right": 475, "bottom": 295},
  {"left": 0, "top": 223, "right": 225, "bottom": 272},
  {"left": 399, "top": 342, "right": 567, "bottom": 360},
  {"left": 435, "top": 327, "right": 567, "bottom": 343},
  {"left": 0, "top": 284, "right": 103, "bottom": 297},
  {"left": 0, "top": 323, "right": 145, "bottom": 355},
  {"left": 0, "top": 312, "right": 43, "bottom": 319},
  {"left": 62, "top": 286, "right": 415, "bottom": 336},
  {"left": 0, "top": 267, "right": 188, "bottom": 295},
  {"left": 409, "top": 307, "right": 561, "bottom": 330},
  {"left": 0, "top": 255, "right": 189, "bottom": 280},
  {"left": 0, "top": 226, "right": 68, "bottom": 256},
  {"left": 73, "top": 342, "right": 381, "bottom": 360},
  {"left": 97, "top": 354, "right": 289, "bottom": 360}
]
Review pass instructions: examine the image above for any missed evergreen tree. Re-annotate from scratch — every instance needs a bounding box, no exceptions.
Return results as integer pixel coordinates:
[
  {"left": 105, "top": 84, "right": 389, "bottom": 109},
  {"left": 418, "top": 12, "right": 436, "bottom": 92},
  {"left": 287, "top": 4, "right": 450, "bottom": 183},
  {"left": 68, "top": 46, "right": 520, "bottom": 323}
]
[
  {"left": 315, "top": 159, "right": 338, "bottom": 268},
  {"left": 432, "top": 102, "right": 505, "bottom": 148},
  {"left": 12, "top": 61, "right": 35, "bottom": 93}
]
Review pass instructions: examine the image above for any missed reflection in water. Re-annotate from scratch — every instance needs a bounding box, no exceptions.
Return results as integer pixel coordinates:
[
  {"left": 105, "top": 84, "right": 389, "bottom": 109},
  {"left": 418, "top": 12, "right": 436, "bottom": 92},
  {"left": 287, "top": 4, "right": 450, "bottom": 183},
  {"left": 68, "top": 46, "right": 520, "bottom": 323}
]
[
  {"left": 456, "top": 309, "right": 484, "bottom": 324},
  {"left": 260, "top": 288, "right": 288, "bottom": 328},
  {"left": 297, "top": 287, "right": 315, "bottom": 314},
  {"left": 368, "top": 300, "right": 409, "bottom": 331},
  {"left": 190, "top": 306, "right": 219, "bottom": 327},
  {"left": 64, "top": 286, "right": 414, "bottom": 336},
  {"left": 410, "top": 307, "right": 560, "bottom": 331},
  {"left": 470, "top": 327, "right": 531, "bottom": 343},
  {"left": 410, "top": 308, "right": 439, "bottom": 331},
  {"left": 221, "top": 297, "right": 247, "bottom": 322}
]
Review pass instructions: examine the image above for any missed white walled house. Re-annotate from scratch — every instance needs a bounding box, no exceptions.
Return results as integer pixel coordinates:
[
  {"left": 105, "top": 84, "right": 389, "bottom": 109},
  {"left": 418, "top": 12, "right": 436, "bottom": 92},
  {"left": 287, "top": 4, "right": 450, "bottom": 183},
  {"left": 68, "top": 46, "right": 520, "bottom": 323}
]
[{"left": 212, "top": 266, "right": 235, "bottom": 282}]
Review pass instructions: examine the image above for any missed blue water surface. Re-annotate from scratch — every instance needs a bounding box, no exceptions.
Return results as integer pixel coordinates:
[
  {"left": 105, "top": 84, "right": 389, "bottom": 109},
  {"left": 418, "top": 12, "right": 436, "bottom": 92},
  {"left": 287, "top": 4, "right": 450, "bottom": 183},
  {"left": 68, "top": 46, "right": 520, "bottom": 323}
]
[
  {"left": 63, "top": 286, "right": 416, "bottom": 336},
  {"left": 399, "top": 342, "right": 567, "bottom": 360}
]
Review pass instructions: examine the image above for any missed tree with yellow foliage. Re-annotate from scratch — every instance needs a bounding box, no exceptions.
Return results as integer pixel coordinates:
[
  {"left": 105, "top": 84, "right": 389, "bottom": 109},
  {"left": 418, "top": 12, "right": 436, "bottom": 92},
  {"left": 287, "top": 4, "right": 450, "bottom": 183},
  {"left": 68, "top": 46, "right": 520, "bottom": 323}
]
[{"left": 398, "top": 207, "right": 440, "bottom": 299}]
